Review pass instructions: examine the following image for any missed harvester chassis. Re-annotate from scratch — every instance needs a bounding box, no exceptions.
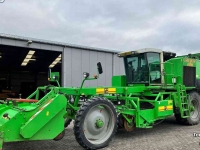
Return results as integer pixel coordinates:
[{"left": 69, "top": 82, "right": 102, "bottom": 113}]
[{"left": 0, "top": 49, "right": 200, "bottom": 150}]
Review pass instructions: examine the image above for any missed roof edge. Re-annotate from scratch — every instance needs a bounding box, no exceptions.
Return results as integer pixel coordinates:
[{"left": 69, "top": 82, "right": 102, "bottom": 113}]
[{"left": 0, "top": 33, "right": 121, "bottom": 53}]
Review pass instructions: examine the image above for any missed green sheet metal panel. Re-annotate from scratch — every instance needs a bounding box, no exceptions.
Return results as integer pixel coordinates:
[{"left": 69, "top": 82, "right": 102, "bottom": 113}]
[
  {"left": 139, "top": 109, "right": 155, "bottom": 126},
  {"left": 196, "top": 60, "right": 200, "bottom": 80},
  {"left": 20, "top": 94, "right": 67, "bottom": 139},
  {"left": 0, "top": 94, "right": 67, "bottom": 142},
  {"left": 164, "top": 57, "right": 184, "bottom": 85},
  {"left": 182, "top": 57, "right": 196, "bottom": 67},
  {"left": 112, "top": 75, "right": 126, "bottom": 87},
  {"left": 155, "top": 100, "right": 173, "bottom": 118}
]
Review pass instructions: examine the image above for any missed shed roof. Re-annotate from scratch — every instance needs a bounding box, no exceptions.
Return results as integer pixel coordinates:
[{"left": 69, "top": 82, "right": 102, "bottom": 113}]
[{"left": 0, "top": 33, "right": 121, "bottom": 53}]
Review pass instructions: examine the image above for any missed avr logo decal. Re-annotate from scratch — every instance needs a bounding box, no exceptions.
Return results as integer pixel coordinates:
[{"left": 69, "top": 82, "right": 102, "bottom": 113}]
[{"left": 0, "top": 0, "right": 5, "bottom": 3}]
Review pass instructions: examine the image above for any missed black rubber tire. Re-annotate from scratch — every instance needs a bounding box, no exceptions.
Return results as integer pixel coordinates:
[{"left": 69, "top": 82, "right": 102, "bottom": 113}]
[
  {"left": 185, "top": 92, "right": 200, "bottom": 125},
  {"left": 117, "top": 114, "right": 124, "bottom": 128},
  {"left": 73, "top": 96, "right": 118, "bottom": 150},
  {"left": 174, "top": 113, "right": 187, "bottom": 125},
  {"left": 64, "top": 118, "right": 72, "bottom": 128},
  {"left": 175, "top": 92, "right": 200, "bottom": 125}
]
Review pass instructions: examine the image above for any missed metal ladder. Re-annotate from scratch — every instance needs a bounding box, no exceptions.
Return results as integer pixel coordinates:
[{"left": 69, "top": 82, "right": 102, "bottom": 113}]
[{"left": 178, "top": 85, "right": 190, "bottom": 118}]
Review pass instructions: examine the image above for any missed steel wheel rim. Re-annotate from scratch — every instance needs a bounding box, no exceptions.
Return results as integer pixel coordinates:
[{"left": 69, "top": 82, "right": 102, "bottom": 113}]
[
  {"left": 83, "top": 103, "right": 115, "bottom": 145},
  {"left": 190, "top": 100, "right": 199, "bottom": 119}
]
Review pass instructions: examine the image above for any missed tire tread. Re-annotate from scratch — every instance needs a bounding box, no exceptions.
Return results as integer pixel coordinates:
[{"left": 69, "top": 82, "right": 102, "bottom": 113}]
[{"left": 73, "top": 96, "right": 117, "bottom": 150}]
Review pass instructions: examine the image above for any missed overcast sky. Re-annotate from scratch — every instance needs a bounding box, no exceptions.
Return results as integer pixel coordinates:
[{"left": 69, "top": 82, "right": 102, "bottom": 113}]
[{"left": 0, "top": 0, "right": 200, "bottom": 55}]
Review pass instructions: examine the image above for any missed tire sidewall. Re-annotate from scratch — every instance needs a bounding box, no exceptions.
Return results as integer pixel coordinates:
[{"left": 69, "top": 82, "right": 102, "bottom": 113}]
[
  {"left": 78, "top": 98, "right": 117, "bottom": 149},
  {"left": 187, "top": 92, "right": 200, "bottom": 124}
]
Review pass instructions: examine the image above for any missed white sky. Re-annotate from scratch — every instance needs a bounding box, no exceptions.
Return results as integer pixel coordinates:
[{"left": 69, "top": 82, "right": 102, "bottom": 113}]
[{"left": 1, "top": 0, "right": 200, "bottom": 56}]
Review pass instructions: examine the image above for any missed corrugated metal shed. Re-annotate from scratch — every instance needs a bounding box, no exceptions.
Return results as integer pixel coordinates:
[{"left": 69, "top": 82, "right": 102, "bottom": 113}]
[
  {"left": 0, "top": 33, "right": 120, "bottom": 53},
  {"left": 0, "top": 33, "right": 125, "bottom": 87}
]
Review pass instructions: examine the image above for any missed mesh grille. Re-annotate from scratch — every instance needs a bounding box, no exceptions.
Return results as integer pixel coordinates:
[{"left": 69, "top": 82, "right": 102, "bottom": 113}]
[{"left": 183, "top": 66, "right": 196, "bottom": 87}]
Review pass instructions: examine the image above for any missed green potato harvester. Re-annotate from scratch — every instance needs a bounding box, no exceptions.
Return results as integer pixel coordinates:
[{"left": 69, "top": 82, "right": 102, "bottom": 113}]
[{"left": 0, "top": 48, "right": 200, "bottom": 150}]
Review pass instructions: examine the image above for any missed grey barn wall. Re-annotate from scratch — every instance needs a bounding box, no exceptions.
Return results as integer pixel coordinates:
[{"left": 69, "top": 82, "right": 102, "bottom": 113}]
[
  {"left": 113, "top": 54, "right": 125, "bottom": 76},
  {"left": 62, "top": 47, "right": 125, "bottom": 87},
  {"left": 0, "top": 37, "right": 63, "bottom": 52},
  {"left": 0, "top": 35, "right": 125, "bottom": 88}
]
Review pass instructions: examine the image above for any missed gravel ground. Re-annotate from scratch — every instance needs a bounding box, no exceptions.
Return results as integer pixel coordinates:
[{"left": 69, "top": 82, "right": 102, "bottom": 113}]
[{"left": 3, "top": 116, "right": 200, "bottom": 150}]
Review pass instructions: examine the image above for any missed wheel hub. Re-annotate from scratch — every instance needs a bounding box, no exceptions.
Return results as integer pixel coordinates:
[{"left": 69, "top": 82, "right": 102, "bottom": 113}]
[
  {"left": 96, "top": 119, "right": 104, "bottom": 128},
  {"left": 83, "top": 103, "right": 115, "bottom": 145}
]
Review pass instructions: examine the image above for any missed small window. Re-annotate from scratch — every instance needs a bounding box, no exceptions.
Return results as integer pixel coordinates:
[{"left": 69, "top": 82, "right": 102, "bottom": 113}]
[
  {"left": 147, "top": 53, "right": 161, "bottom": 83},
  {"left": 124, "top": 53, "right": 149, "bottom": 83},
  {"left": 126, "top": 56, "right": 138, "bottom": 83}
]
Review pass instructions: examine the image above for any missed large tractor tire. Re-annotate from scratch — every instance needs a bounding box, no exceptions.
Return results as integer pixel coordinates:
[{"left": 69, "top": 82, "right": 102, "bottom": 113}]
[
  {"left": 73, "top": 96, "right": 117, "bottom": 150},
  {"left": 174, "top": 113, "right": 187, "bottom": 125},
  {"left": 175, "top": 92, "right": 200, "bottom": 125}
]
